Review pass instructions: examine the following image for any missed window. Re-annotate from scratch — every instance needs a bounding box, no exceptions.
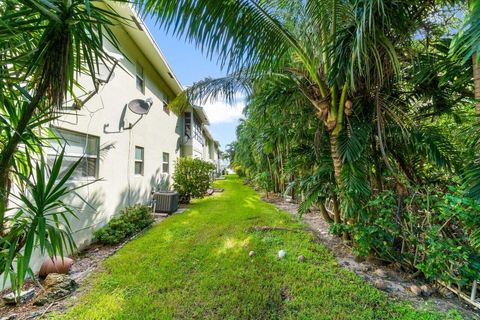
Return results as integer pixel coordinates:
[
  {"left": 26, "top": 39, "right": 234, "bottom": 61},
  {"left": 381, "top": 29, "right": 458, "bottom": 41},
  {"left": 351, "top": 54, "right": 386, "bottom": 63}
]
[
  {"left": 136, "top": 62, "right": 145, "bottom": 93},
  {"left": 163, "top": 97, "right": 170, "bottom": 115},
  {"left": 48, "top": 128, "right": 99, "bottom": 179},
  {"left": 184, "top": 112, "right": 191, "bottom": 139},
  {"left": 184, "top": 112, "right": 204, "bottom": 145},
  {"left": 193, "top": 115, "right": 204, "bottom": 145},
  {"left": 162, "top": 152, "right": 169, "bottom": 173},
  {"left": 134, "top": 146, "right": 144, "bottom": 175}
]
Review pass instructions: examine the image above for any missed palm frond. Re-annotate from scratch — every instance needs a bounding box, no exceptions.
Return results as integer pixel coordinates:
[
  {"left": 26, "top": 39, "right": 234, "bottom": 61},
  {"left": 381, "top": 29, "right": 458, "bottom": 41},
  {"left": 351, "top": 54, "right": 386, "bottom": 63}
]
[
  {"left": 140, "top": 0, "right": 304, "bottom": 75},
  {"left": 450, "top": 1, "right": 480, "bottom": 63}
]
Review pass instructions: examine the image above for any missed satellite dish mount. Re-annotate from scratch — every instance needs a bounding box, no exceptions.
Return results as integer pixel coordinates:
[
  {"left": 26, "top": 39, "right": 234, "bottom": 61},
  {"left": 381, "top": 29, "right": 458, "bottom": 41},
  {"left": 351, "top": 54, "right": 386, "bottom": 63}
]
[{"left": 125, "top": 98, "right": 153, "bottom": 129}]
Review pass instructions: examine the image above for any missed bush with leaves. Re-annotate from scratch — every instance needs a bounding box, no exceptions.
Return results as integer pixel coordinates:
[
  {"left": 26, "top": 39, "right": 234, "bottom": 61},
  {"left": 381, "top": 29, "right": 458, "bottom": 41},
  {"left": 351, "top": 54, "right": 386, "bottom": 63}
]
[
  {"left": 351, "top": 186, "right": 480, "bottom": 285},
  {"left": 94, "top": 205, "right": 154, "bottom": 245},
  {"left": 173, "top": 158, "right": 216, "bottom": 203}
]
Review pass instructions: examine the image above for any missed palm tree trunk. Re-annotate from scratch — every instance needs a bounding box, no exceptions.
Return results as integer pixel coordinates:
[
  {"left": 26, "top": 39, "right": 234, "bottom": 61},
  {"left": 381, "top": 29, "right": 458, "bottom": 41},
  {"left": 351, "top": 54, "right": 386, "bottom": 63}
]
[
  {"left": 319, "top": 202, "right": 333, "bottom": 223},
  {"left": 330, "top": 132, "right": 343, "bottom": 187},
  {"left": 473, "top": 53, "right": 480, "bottom": 114},
  {"left": 332, "top": 194, "right": 341, "bottom": 224}
]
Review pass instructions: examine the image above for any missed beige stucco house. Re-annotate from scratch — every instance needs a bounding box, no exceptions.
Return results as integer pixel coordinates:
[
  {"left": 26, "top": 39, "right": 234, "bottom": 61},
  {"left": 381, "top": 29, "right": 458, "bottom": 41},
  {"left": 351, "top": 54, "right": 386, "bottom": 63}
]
[{"left": 39, "top": 3, "right": 221, "bottom": 259}]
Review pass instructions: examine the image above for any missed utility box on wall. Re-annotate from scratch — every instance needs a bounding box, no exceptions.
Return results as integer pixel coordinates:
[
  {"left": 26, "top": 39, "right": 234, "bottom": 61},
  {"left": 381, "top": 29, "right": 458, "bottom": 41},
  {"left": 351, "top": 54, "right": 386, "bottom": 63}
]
[{"left": 152, "top": 192, "right": 179, "bottom": 214}]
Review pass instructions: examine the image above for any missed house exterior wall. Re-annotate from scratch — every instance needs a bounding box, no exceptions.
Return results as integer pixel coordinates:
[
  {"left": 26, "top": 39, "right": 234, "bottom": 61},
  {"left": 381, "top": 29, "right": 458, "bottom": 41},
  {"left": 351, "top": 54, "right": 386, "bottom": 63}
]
[{"left": 50, "top": 31, "right": 182, "bottom": 251}]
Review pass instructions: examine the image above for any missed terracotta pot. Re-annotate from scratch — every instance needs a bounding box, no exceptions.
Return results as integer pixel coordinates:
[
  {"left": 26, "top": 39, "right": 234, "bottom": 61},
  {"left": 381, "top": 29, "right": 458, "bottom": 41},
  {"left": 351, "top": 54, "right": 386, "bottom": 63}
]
[{"left": 38, "top": 256, "right": 74, "bottom": 278}]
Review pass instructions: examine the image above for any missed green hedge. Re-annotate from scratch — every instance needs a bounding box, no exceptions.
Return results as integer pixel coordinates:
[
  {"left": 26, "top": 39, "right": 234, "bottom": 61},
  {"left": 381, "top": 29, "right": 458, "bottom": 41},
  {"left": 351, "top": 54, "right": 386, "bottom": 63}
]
[
  {"left": 94, "top": 205, "right": 154, "bottom": 245},
  {"left": 173, "top": 157, "right": 216, "bottom": 203}
]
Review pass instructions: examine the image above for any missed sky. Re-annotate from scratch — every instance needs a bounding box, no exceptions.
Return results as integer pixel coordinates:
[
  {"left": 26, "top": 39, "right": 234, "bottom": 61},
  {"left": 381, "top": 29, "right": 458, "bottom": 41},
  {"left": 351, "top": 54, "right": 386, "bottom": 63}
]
[{"left": 144, "top": 17, "right": 244, "bottom": 150}]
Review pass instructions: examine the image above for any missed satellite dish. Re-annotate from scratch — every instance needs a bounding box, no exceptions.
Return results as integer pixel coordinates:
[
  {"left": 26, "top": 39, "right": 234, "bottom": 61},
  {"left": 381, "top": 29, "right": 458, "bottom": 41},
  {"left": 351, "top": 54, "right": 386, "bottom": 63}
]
[{"left": 127, "top": 99, "right": 152, "bottom": 115}]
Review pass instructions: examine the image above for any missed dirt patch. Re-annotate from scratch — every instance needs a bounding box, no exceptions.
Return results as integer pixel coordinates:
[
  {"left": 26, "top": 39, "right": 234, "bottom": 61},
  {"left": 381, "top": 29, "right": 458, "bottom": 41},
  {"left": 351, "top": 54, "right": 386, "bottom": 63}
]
[
  {"left": 0, "top": 215, "right": 168, "bottom": 320},
  {"left": 263, "top": 195, "right": 480, "bottom": 319}
]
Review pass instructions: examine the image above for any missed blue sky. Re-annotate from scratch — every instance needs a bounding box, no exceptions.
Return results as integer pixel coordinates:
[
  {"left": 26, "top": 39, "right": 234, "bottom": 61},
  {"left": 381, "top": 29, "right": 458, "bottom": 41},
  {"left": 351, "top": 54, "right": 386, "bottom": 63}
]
[{"left": 144, "top": 17, "right": 243, "bottom": 150}]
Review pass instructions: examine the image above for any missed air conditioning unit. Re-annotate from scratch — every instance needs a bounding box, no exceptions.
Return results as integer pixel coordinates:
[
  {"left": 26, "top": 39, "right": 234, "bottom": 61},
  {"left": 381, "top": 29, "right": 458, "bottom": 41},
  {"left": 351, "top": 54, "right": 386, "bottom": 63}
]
[{"left": 152, "top": 192, "right": 179, "bottom": 214}]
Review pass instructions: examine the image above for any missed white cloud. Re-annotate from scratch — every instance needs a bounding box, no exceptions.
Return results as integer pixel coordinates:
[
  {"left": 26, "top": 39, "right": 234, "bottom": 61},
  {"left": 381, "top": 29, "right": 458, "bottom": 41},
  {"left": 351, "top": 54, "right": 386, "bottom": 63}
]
[{"left": 202, "top": 100, "right": 245, "bottom": 124}]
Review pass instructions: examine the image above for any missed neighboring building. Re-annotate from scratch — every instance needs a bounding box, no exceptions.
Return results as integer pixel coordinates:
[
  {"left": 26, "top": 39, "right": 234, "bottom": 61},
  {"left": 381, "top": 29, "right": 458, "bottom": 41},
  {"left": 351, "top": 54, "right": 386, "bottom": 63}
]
[
  {"left": 181, "top": 106, "right": 222, "bottom": 174},
  {"left": 32, "top": 2, "right": 221, "bottom": 263}
]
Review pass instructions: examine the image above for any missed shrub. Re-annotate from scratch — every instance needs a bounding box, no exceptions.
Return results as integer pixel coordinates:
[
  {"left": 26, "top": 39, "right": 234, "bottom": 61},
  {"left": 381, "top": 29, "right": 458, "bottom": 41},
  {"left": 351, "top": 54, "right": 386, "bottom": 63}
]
[
  {"left": 173, "top": 157, "right": 216, "bottom": 203},
  {"left": 233, "top": 165, "right": 244, "bottom": 177},
  {"left": 351, "top": 186, "right": 480, "bottom": 285},
  {"left": 95, "top": 205, "right": 154, "bottom": 245}
]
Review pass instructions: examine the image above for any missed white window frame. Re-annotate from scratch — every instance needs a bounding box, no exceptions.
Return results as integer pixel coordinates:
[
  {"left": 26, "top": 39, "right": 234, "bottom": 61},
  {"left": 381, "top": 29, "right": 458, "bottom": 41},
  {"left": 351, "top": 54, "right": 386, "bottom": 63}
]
[
  {"left": 162, "top": 152, "right": 169, "bottom": 174},
  {"left": 47, "top": 128, "right": 100, "bottom": 180},
  {"left": 134, "top": 146, "right": 144, "bottom": 175}
]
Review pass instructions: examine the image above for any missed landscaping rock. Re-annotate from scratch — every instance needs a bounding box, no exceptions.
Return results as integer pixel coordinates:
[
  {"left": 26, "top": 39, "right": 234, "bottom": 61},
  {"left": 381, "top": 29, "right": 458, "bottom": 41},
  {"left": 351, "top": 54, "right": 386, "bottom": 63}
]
[
  {"left": 249, "top": 251, "right": 255, "bottom": 257},
  {"left": 298, "top": 255, "right": 305, "bottom": 262},
  {"left": 374, "top": 269, "right": 387, "bottom": 278},
  {"left": 366, "top": 256, "right": 385, "bottom": 266},
  {"left": 354, "top": 256, "right": 366, "bottom": 263},
  {"left": 359, "top": 264, "right": 372, "bottom": 272},
  {"left": 420, "top": 284, "right": 432, "bottom": 297},
  {"left": 2, "top": 288, "right": 35, "bottom": 304},
  {"left": 374, "top": 279, "right": 388, "bottom": 291},
  {"left": 33, "top": 273, "right": 78, "bottom": 306},
  {"left": 25, "top": 312, "right": 41, "bottom": 320},
  {"left": 410, "top": 285, "right": 422, "bottom": 296}
]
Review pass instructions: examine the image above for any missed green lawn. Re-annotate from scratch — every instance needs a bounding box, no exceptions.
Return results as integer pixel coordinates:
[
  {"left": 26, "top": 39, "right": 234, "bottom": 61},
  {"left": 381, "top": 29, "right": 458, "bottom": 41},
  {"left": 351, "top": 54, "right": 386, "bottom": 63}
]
[{"left": 54, "top": 175, "right": 460, "bottom": 320}]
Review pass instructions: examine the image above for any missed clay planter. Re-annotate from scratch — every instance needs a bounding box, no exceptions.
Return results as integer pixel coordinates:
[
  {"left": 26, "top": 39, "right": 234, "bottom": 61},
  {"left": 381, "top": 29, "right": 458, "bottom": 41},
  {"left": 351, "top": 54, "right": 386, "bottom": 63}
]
[{"left": 38, "top": 256, "right": 74, "bottom": 278}]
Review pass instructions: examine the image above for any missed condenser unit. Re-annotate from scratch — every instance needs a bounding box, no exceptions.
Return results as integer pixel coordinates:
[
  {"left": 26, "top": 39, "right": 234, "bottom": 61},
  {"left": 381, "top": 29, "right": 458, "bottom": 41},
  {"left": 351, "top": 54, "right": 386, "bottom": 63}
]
[{"left": 152, "top": 192, "right": 179, "bottom": 214}]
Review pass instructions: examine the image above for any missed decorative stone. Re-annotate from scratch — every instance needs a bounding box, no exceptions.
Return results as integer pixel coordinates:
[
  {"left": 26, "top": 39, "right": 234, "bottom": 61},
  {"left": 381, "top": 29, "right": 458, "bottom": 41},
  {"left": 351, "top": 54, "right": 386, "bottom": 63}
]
[
  {"left": 2, "top": 288, "right": 35, "bottom": 305},
  {"left": 358, "top": 264, "right": 372, "bottom": 272},
  {"left": 33, "top": 274, "right": 78, "bottom": 306},
  {"left": 374, "top": 279, "right": 388, "bottom": 291},
  {"left": 298, "top": 255, "right": 305, "bottom": 262},
  {"left": 374, "top": 269, "right": 387, "bottom": 278},
  {"left": 248, "top": 251, "right": 254, "bottom": 257},
  {"left": 420, "top": 285, "right": 432, "bottom": 297},
  {"left": 277, "top": 250, "right": 286, "bottom": 259},
  {"left": 354, "top": 256, "right": 366, "bottom": 263},
  {"left": 410, "top": 285, "right": 422, "bottom": 296},
  {"left": 366, "top": 256, "right": 384, "bottom": 265},
  {"left": 25, "top": 312, "right": 41, "bottom": 320}
]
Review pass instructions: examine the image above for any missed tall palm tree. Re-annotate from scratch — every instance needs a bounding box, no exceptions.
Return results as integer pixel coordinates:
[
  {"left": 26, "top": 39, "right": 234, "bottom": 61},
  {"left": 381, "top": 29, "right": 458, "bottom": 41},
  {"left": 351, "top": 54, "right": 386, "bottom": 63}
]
[{"left": 142, "top": 0, "right": 435, "bottom": 215}]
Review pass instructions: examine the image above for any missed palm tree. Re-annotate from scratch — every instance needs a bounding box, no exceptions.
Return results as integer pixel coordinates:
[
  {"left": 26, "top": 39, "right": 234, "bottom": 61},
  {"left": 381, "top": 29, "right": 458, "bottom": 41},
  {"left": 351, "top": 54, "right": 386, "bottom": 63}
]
[{"left": 142, "top": 0, "right": 438, "bottom": 221}]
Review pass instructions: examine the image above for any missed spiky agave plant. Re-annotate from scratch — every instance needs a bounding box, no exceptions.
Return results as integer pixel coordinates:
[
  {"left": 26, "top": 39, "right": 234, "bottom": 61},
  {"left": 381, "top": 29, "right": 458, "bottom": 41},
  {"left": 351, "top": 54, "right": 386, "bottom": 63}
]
[{"left": 0, "top": 150, "right": 95, "bottom": 297}]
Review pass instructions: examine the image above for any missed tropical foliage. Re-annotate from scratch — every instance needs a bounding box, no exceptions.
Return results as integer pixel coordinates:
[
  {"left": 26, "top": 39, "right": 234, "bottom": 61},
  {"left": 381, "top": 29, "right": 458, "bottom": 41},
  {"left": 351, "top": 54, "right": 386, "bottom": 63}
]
[
  {"left": 0, "top": 0, "right": 121, "bottom": 295},
  {"left": 143, "top": 0, "right": 479, "bottom": 292}
]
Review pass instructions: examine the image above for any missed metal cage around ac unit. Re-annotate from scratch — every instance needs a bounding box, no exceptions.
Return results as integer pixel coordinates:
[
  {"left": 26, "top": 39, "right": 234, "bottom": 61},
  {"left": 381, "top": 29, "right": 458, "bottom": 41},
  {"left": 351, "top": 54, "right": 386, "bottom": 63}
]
[{"left": 152, "top": 192, "right": 179, "bottom": 214}]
